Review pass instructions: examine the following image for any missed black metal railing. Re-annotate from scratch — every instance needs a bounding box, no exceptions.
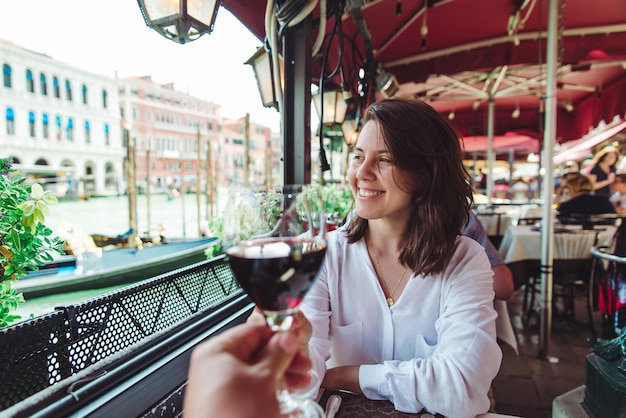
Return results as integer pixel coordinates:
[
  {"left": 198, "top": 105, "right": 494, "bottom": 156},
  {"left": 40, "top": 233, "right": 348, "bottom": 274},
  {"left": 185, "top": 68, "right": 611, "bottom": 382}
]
[{"left": 0, "top": 254, "right": 250, "bottom": 417}]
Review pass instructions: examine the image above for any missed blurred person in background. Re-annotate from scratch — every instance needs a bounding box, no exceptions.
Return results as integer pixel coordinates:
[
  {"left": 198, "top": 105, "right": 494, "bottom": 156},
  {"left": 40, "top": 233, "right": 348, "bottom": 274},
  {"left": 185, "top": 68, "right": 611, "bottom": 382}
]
[
  {"left": 588, "top": 146, "right": 620, "bottom": 198},
  {"left": 557, "top": 173, "right": 615, "bottom": 224}
]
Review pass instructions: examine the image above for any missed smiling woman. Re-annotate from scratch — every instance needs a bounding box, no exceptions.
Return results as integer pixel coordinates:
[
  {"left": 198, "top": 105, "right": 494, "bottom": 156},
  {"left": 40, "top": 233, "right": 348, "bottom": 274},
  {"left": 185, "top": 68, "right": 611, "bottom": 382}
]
[{"left": 300, "top": 98, "right": 502, "bottom": 417}]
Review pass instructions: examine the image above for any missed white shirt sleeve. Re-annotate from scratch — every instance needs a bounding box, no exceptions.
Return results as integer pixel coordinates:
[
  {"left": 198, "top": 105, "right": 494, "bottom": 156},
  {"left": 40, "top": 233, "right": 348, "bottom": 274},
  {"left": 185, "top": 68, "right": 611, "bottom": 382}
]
[{"left": 301, "top": 231, "right": 501, "bottom": 418}]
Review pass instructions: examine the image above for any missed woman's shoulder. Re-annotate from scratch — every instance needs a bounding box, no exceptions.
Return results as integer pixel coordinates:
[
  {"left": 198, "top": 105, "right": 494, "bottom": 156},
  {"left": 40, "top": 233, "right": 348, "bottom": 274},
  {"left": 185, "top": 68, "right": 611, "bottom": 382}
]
[{"left": 454, "top": 234, "right": 490, "bottom": 261}]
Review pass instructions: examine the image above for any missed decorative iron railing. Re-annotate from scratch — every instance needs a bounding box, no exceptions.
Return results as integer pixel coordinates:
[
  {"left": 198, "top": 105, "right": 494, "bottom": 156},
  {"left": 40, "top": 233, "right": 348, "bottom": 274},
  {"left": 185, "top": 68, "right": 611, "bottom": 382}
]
[{"left": 0, "top": 255, "right": 249, "bottom": 416}]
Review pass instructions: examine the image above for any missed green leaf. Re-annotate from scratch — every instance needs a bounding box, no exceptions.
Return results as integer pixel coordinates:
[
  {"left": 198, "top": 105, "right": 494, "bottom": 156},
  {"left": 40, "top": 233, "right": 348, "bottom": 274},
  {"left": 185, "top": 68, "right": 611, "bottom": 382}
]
[
  {"left": 36, "top": 200, "right": 51, "bottom": 216},
  {"left": 30, "top": 183, "right": 44, "bottom": 199},
  {"left": 18, "top": 201, "right": 35, "bottom": 216},
  {"left": 42, "top": 193, "right": 58, "bottom": 204}
]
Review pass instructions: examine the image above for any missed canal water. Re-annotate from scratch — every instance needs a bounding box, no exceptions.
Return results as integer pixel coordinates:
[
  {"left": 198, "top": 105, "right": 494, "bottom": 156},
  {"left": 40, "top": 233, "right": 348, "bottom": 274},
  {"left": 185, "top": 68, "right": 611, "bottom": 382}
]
[
  {"left": 45, "top": 190, "right": 229, "bottom": 239},
  {"left": 16, "top": 190, "right": 229, "bottom": 321}
]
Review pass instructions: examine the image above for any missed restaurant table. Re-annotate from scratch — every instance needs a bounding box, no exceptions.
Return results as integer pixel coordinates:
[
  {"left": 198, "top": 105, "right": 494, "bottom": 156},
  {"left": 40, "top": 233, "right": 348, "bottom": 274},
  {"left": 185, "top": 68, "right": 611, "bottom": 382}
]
[
  {"left": 499, "top": 224, "right": 616, "bottom": 266},
  {"left": 474, "top": 211, "right": 516, "bottom": 249},
  {"left": 475, "top": 213, "right": 515, "bottom": 237},
  {"left": 498, "top": 224, "right": 617, "bottom": 325},
  {"left": 317, "top": 390, "right": 520, "bottom": 417}
]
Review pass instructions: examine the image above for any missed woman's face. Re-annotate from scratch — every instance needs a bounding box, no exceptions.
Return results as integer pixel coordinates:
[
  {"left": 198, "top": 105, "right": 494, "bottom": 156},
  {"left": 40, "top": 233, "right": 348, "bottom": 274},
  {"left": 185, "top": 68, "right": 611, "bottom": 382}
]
[
  {"left": 347, "top": 120, "right": 413, "bottom": 222},
  {"left": 604, "top": 152, "right": 618, "bottom": 166}
]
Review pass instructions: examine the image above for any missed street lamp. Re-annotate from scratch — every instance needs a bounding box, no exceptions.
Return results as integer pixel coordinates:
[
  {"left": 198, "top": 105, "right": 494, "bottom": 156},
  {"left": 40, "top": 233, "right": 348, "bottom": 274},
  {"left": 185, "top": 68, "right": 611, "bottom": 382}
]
[
  {"left": 246, "top": 47, "right": 283, "bottom": 110},
  {"left": 136, "top": 0, "right": 221, "bottom": 44}
]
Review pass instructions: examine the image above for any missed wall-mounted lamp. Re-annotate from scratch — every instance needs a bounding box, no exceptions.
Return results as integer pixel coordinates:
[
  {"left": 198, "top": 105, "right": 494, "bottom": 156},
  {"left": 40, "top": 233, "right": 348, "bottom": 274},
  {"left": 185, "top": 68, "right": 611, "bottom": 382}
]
[
  {"left": 312, "top": 84, "right": 349, "bottom": 126},
  {"left": 312, "top": 83, "right": 349, "bottom": 173},
  {"left": 246, "top": 47, "right": 283, "bottom": 110},
  {"left": 137, "top": 0, "right": 220, "bottom": 44},
  {"left": 341, "top": 112, "right": 361, "bottom": 147},
  {"left": 375, "top": 71, "right": 400, "bottom": 99},
  {"left": 472, "top": 100, "right": 481, "bottom": 111},
  {"left": 447, "top": 110, "right": 455, "bottom": 120}
]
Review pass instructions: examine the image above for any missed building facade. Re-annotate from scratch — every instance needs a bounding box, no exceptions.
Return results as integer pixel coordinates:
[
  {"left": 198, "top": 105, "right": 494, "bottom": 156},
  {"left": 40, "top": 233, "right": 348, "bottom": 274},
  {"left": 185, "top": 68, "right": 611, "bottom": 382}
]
[
  {"left": 220, "top": 115, "right": 282, "bottom": 188},
  {"left": 1, "top": 39, "right": 282, "bottom": 203},
  {"left": 0, "top": 39, "right": 124, "bottom": 198},
  {"left": 118, "top": 76, "right": 222, "bottom": 196}
]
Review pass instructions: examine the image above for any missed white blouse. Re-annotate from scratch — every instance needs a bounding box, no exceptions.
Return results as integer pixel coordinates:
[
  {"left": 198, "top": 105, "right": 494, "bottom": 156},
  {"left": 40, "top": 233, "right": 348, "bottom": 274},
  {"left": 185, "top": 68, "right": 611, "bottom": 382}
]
[{"left": 301, "top": 228, "right": 502, "bottom": 418}]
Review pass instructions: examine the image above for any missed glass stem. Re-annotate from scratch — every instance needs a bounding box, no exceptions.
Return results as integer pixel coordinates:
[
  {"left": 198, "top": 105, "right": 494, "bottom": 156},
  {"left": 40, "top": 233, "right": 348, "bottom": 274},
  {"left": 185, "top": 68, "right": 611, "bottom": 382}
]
[{"left": 264, "top": 309, "right": 297, "bottom": 331}]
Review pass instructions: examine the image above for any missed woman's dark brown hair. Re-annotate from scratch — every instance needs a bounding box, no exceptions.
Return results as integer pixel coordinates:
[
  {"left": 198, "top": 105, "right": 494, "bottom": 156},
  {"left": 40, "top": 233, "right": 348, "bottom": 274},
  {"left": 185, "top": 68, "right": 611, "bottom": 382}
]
[{"left": 344, "top": 98, "right": 473, "bottom": 276}]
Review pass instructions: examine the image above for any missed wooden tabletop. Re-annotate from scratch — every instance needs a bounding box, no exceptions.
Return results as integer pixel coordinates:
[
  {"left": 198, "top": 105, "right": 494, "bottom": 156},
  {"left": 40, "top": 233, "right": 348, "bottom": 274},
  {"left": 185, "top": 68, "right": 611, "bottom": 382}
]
[{"left": 317, "top": 390, "right": 519, "bottom": 417}]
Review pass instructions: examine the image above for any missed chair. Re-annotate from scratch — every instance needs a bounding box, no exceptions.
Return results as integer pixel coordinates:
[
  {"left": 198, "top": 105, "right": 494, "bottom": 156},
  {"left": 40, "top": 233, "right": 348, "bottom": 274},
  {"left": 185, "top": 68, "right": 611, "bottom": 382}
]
[
  {"left": 521, "top": 229, "right": 601, "bottom": 328},
  {"left": 588, "top": 246, "right": 614, "bottom": 340}
]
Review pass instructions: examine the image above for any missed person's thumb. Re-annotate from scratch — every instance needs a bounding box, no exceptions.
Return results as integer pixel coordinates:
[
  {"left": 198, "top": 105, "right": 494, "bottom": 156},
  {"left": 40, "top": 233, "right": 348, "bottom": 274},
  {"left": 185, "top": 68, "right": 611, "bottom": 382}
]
[{"left": 259, "top": 331, "right": 298, "bottom": 377}]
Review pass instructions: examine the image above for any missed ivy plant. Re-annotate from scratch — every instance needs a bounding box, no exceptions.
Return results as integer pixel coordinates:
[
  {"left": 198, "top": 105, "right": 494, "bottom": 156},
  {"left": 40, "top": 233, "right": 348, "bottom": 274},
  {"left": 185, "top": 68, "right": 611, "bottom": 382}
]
[{"left": 0, "top": 158, "right": 65, "bottom": 327}]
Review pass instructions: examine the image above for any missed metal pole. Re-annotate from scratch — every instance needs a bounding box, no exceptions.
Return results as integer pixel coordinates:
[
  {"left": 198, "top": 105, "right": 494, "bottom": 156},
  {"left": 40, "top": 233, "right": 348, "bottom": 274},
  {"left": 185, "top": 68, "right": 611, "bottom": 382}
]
[
  {"left": 206, "top": 139, "right": 214, "bottom": 219},
  {"left": 509, "top": 148, "right": 514, "bottom": 199},
  {"left": 146, "top": 149, "right": 151, "bottom": 236},
  {"left": 196, "top": 126, "right": 202, "bottom": 237},
  {"left": 487, "top": 98, "right": 495, "bottom": 202},
  {"left": 538, "top": 0, "right": 559, "bottom": 361},
  {"left": 180, "top": 149, "right": 186, "bottom": 238},
  {"left": 126, "top": 130, "right": 137, "bottom": 248},
  {"left": 282, "top": 17, "right": 312, "bottom": 185},
  {"left": 244, "top": 113, "right": 250, "bottom": 187}
]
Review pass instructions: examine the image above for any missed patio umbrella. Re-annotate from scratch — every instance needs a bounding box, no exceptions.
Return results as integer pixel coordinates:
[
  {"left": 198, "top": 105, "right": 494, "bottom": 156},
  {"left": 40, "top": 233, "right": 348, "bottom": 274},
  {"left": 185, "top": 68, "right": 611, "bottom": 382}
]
[{"left": 221, "top": 0, "right": 626, "bottom": 358}]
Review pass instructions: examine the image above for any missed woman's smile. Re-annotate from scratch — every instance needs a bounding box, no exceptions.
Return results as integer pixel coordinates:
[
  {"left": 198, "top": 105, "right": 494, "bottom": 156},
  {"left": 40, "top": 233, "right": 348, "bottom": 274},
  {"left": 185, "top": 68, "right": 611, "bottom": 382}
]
[{"left": 357, "top": 188, "right": 384, "bottom": 198}]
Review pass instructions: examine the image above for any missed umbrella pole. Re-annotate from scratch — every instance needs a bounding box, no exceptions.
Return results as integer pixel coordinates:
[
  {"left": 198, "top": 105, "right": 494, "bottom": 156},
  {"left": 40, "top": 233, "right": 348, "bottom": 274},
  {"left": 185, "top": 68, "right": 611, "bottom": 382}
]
[
  {"left": 538, "top": 0, "right": 559, "bottom": 361},
  {"left": 487, "top": 99, "right": 495, "bottom": 202}
]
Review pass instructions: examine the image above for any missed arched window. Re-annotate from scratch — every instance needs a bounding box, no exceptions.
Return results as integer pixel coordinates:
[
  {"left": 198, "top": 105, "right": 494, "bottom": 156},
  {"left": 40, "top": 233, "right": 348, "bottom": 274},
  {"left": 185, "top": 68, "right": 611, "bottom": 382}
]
[
  {"left": 65, "top": 79, "right": 72, "bottom": 101},
  {"left": 42, "top": 113, "right": 49, "bottom": 139},
  {"left": 25, "top": 69, "right": 34, "bottom": 93},
  {"left": 28, "top": 111, "right": 36, "bottom": 137},
  {"left": 102, "top": 89, "right": 108, "bottom": 108},
  {"left": 40, "top": 73, "right": 47, "bottom": 95},
  {"left": 6, "top": 107, "right": 15, "bottom": 135},
  {"left": 82, "top": 84, "right": 88, "bottom": 104},
  {"left": 84, "top": 120, "right": 90, "bottom": 143},
  {"left": 2, "top": 64, "right": 11, "bottom": 88},
  {"left": 52, "top": 77, "right": 60, "bottom": 98}
]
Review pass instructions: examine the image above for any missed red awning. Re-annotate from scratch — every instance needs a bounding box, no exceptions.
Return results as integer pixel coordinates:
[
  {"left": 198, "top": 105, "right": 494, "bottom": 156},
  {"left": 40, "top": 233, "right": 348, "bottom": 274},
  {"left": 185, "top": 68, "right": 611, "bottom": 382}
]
[
  {"left": 462, "top": 133, "right": 539, "bottom": 153},
  {"left": 553, "top": 119, "right": 626, "bottom": 165}
]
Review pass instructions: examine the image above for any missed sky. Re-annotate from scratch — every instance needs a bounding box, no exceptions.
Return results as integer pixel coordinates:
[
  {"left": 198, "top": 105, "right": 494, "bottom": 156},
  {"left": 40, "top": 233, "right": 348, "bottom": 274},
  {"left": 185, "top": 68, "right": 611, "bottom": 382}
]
[{"left": 0, "top": 0, "right": 280, "bottom": 130}]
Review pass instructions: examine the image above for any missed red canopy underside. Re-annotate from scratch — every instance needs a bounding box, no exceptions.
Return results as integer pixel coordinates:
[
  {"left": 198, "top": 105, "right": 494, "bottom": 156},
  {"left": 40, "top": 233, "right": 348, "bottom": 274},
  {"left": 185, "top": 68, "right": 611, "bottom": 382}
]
[
  {"left": 462, "top": 134, "right": 539, "bottom": 153},
  {"left": 222, "top": 0, "right": 626, "bottom": 144}
]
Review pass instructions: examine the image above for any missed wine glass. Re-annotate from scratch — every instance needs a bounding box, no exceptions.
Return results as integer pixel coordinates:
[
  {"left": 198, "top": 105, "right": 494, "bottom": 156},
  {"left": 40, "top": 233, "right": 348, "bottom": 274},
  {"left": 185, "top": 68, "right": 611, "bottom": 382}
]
[{"left": 224, "top": 184, "right": 327, "bottom": 418}]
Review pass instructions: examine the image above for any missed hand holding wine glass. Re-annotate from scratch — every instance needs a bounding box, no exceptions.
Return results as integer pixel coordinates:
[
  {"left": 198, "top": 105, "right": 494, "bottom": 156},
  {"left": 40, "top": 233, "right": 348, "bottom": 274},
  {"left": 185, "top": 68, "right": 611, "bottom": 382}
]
[{"left": 224, "top": 184, "right": 327, "bottom": 418}]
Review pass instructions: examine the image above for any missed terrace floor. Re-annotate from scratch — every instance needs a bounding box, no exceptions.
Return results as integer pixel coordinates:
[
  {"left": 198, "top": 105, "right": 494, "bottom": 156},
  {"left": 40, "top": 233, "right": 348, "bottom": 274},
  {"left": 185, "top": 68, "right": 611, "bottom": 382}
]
[{"left": 491, "top": 284, "right": 605, "bottom": 417}]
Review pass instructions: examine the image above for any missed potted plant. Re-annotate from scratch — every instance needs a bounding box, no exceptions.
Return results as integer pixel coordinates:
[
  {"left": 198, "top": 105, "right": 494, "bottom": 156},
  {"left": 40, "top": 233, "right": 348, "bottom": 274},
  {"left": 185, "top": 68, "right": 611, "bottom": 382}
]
[{"left": 0, "top": 158, "right": 65, "bottom": 327}]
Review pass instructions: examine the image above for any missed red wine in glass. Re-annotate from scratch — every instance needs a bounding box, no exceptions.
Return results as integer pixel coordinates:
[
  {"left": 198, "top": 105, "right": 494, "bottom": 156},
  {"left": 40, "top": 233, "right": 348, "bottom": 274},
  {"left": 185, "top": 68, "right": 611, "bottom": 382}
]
[{"left": 227, "top": 236, "right": 327, "bottom": 330}]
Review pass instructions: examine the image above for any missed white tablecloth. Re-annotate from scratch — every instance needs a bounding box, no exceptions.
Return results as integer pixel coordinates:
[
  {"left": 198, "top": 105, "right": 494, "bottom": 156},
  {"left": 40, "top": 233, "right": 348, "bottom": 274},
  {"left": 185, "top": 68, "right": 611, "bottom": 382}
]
[
  {"left": 476, "top": 213, "right": 515, "bottom": 236},
  {"left": 499, "top": 225, "right": 616, "bottom": 264}
]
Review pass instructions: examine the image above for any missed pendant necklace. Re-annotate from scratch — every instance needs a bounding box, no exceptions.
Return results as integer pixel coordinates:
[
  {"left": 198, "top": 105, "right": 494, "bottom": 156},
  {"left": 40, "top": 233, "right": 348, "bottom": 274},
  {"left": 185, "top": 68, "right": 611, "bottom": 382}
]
[{"left": 366, "top": 237, "right": 409, "bottom": 307}]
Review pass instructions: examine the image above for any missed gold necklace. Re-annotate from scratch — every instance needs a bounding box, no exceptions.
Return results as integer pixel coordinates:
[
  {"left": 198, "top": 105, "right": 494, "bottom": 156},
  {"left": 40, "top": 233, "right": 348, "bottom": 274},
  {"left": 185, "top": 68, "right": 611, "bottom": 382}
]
[{"left": 366, "top": 237, "right": 409, "bottom": 307}]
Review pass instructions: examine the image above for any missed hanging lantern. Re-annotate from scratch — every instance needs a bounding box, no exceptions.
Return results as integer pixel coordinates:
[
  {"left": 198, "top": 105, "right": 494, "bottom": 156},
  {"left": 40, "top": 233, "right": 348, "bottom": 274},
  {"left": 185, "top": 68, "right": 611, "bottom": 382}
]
[{"left": 137, "top": 0, "right": 221, "bottom": 44}]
